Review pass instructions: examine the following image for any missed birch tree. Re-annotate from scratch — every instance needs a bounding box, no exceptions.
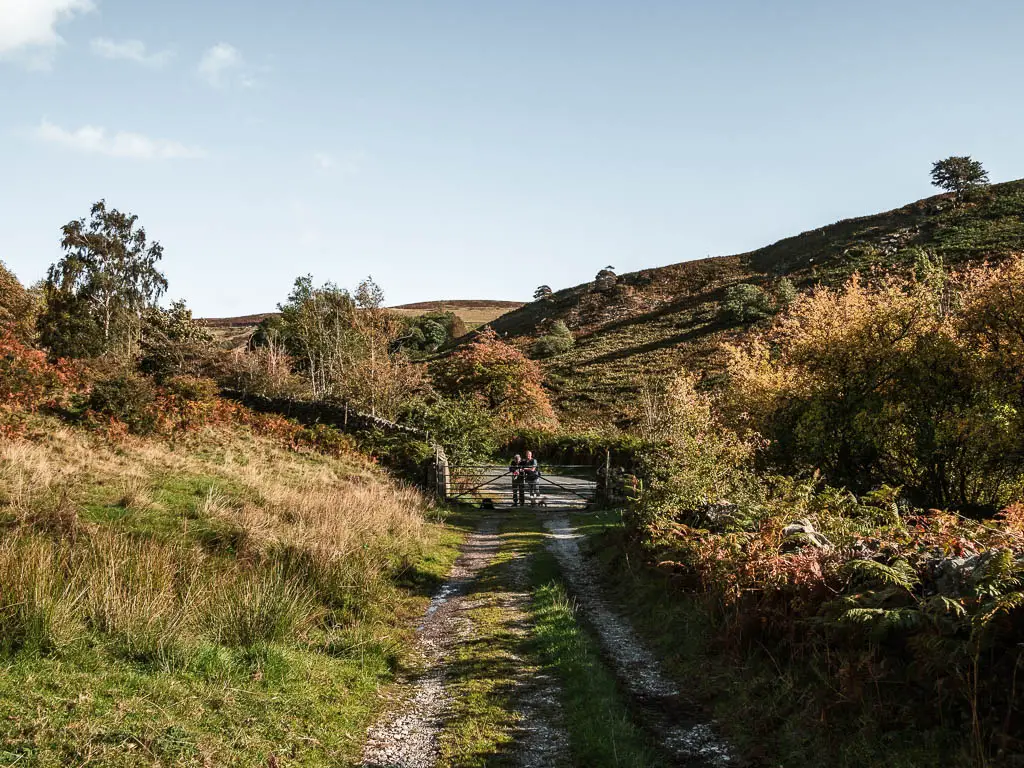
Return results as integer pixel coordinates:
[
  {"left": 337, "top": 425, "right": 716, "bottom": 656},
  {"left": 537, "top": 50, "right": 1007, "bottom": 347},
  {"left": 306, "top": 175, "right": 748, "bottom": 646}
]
[{"left": 39, "top": 201, "right": 167, "bottom": 359}]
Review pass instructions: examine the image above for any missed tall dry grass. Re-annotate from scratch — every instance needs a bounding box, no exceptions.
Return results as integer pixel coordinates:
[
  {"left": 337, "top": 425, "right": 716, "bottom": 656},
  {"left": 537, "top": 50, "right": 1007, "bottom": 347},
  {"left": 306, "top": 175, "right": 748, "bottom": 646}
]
[
  {"left": 0, "top": 536, "right": 80, "bottom": 653},
  {"left": 0, "top": 413, "right": 439, "bottom": 663}
]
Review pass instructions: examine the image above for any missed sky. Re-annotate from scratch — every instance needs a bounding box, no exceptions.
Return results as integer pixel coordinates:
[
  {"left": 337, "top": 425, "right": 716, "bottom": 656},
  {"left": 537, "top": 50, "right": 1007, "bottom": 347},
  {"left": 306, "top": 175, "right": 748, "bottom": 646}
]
[{"left": 2, "top": 1, "right": 1024, "bottom": 317}]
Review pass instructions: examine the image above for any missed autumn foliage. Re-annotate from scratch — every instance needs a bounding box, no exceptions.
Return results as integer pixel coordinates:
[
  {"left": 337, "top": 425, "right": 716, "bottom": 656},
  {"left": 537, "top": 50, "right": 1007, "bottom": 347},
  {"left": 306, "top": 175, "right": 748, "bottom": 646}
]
[
  {"left": 627, "top": 255, "right": 1024, "bottom": 760},
  {"left": 723, "top": 258, "right": 1024, "bottom": 511},
  {"left": 0, "top": 261, "right": 36, "bottom": 343},
  {"left": 430, "top": 328, "right": 557, "bottom": 429}
]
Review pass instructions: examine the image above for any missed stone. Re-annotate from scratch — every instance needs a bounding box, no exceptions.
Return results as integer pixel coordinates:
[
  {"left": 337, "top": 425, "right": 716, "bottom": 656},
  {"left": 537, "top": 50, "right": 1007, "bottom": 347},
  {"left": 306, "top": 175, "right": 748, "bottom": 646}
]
[{"left": 780, "top": 518, "right": 832, "bottom": 550}]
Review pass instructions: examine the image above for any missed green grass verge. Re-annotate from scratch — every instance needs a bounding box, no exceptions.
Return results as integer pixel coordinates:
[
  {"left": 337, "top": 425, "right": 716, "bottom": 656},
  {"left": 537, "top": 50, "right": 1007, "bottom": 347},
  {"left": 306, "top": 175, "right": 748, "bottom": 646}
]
[
  {"left": 528, "top": 539, "right": 660, "bottom": 766},
  {"left": 437, "top": 513, "right": 533, "bottom": 767},
  {"left": 0, "top": 640, "right": 392, "bottom": 766}
]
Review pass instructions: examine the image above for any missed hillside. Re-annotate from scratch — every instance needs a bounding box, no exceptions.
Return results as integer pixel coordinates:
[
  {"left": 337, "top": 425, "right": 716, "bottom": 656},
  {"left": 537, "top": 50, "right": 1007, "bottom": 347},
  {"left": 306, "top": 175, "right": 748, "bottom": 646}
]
[
  {"left": 387, "top": 299, "right": 524, "bottom": 330},
  {"left": 488, "top": 180, "right": 1024, "bottom": 423},
  {"left": 201, "top": 299, "right": 523, "bottom": 348}
]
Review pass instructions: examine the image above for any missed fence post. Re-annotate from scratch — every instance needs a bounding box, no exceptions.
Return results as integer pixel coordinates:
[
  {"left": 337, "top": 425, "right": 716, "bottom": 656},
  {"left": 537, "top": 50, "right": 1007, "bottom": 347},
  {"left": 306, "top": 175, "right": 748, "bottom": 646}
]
[
  {"left": 603, "top": 449, "right": 612, "bottom": 504},
  {"left": 433, "top": 446, "right": 450, "bottom": 501}
]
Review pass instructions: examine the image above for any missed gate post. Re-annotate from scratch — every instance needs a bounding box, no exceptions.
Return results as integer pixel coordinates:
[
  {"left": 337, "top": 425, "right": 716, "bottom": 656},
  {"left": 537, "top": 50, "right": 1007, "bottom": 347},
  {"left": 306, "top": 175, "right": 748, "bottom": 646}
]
[{"left": 432, "top": 446, "right": 450, "bottom": 501}]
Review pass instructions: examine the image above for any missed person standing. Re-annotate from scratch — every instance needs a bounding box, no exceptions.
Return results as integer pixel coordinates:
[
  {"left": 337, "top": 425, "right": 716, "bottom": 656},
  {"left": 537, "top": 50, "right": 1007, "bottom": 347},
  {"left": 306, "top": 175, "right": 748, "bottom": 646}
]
[
  {"left": 509, "top": 454, "right": 524, "bottom": 507},
  {"left": 521, "top": 450, "right": 540, "bottom": 505}
]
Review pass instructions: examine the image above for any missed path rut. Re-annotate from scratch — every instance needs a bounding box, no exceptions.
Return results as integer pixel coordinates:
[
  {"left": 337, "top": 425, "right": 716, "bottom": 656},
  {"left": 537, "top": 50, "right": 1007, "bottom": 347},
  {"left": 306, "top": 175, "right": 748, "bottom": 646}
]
[{"left": 544, "top": 514, "right": 734, "bottom": 767}]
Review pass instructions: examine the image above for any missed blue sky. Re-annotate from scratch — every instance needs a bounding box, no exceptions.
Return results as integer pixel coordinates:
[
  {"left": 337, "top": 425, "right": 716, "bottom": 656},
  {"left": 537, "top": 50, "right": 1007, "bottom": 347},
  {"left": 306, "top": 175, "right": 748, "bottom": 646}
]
[{"left": 2, "top": 1, "right": 1023, "bottom": 316}]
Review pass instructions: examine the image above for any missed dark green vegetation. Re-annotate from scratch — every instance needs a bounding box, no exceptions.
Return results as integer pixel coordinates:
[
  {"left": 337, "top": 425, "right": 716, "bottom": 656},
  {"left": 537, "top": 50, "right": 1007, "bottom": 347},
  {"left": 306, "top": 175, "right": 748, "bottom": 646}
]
[
  {"left": 490, "top": 179, "right": 1024, "bottom": 424},
  {"left": 932, "top": 156, "right": 990, "bottom": 203},
  {"left": 578, "top": 511, "right": 966, "bottom": 768}
]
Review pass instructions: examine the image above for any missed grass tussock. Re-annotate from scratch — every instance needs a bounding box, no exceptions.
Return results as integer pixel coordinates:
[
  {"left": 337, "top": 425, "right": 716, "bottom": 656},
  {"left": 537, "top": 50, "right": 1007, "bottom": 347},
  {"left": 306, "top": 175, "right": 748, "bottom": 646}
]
[{"left": 0, "top": 536, "right": 80, "bottom": 654}]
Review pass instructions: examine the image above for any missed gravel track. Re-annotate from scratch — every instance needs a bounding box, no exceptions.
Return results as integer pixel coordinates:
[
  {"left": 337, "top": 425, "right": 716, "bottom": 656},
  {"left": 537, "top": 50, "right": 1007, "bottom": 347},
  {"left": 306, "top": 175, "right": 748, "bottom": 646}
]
[
  {"left": 544, "top": 515, "right": 734, "bottom": 767},
  {"left": 361, "top": 518, "right": 501, "bottom": 768}
]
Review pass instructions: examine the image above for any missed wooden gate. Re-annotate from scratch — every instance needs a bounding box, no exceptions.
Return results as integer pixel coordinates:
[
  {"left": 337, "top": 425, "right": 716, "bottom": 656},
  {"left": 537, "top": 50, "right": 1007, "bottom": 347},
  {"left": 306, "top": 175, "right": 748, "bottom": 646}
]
[{"left": 446, "top": 463, "right": 598, "bottom": 508}]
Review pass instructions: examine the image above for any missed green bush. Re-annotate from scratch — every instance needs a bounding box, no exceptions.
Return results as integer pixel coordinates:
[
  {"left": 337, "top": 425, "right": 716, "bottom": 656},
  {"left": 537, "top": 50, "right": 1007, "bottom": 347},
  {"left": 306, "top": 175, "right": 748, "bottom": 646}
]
[
  {"left": 358, "top": 430, "right": 436, "bottom": 484},
  {"left": 292, "top": 423, "right": 356, "bottom": 457},
  {"left": 532, "top": 320, "right": 575, "bottom": 358},
  {"left": 165, "top": 375, "right": 219, "bottom": 403},
  {"left": 774, "top": 277, "right": 797, "bottom": 310},
  {"left": 415, "top": 396, "right": 499, "bottom": 465},
  {"left": 139, "top": 301, "right": 216, "bottom": 383},
  {"left": 86, "top": 372, "right": 159, "bottom": 434},
  {"left": 720, "top": 283, "right": 773, "bottom": 323}
]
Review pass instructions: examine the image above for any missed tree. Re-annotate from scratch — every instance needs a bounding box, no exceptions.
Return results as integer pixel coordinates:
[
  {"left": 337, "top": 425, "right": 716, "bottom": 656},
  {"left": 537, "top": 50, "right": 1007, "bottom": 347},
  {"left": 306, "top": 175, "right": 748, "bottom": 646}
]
[
  {"left": 533, "top": 285, "right": 553, "bottom": 301},
  {"left": 276, "top": 275, "right": 358, "bottom": 399},
  {"left": 774, "top": 278, "right": 798, "bottom": 311},
  {"left": 723, "top": 266, "right": 1024, "bottom": 510},
  {"left": 395, "top": 311, "right": 466, "bottom": 355},
  {"left": 274, "top": 275, "right": 421, "bottom": 417},
  {"left": 39, "top": 201, "right": 168, "bottom": 359},
  {"left": 139, "top": 300, "right": 215, "bottom": 383},
  {"left": 348, "top": 277, "right": 422, "bottom": 417},
  {"left": 0, "top": 260, "right": 37, "bottom": 343},
  {"left": 594, "top": 266, "right": 618, "bottom": 293},
  {"left": 930, "top": 156, "right": 989, "bottom": 203},
  {"left": 430, "top": 328, "right": 556, "bottom": 428}
]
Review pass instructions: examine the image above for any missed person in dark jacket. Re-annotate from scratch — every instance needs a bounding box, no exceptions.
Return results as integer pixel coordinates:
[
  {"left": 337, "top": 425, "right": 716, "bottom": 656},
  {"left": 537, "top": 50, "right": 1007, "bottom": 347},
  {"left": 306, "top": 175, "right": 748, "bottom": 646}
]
[
  {"left": 521, "top": 451, "right": 540, "bottom": 505},
  {"left": 509, "top": 454, "right": 524, "bottom": 507}
]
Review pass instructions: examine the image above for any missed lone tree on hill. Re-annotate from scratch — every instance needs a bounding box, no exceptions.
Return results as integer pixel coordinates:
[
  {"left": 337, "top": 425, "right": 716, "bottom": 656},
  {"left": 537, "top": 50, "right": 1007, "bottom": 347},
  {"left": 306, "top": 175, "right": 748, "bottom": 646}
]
[
  {"left": 930, "top": 156, "right": 989, "bottom": 203},
  {"left": 533, "top": 285, "right": 553, "bottom": 301},
  {"left": 595, "top": 265, "right": 617, "bottom": 290}
]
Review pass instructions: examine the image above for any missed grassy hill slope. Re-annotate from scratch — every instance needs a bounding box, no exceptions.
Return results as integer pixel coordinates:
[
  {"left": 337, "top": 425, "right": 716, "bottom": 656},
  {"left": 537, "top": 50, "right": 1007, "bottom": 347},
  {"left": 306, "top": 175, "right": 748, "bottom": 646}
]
[
  {"left": 488, "top": 180, "right": 1024, "bottom": 423},
  {"left": 387, "top": 299, "right": 524, "bottom": 331}
]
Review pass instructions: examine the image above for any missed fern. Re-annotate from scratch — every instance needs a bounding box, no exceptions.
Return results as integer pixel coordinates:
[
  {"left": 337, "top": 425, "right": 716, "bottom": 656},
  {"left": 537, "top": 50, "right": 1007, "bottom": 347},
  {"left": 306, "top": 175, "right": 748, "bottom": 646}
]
[
  {"left": 838, "top": 606, "right": 924, "bottom": 639},
  {"left": 843, "top": 558, "right": 918, "bottom": 593},
  {"left": 922, "top": 595, "right": 967, "bottom": 620},
  {"left": 972, "top": 590, "right": 1024, "bottom": 632},
  {"left": 969, "top": 548, "right": 1022, "bottom": 597}
]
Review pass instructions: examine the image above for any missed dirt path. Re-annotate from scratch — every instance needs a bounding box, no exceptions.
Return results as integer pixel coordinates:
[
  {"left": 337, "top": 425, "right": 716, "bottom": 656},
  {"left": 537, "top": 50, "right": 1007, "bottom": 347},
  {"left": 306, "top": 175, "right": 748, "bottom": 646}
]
[
  {"left": 363, "top": 512, "right": 729, "bottom": 767},
  {"left": 361, "top": 516, "right": 571, "bottom": 768},
  {"left": 544, "top": 515, "right": 734, "bottom": 767},
  {"left": 361, "top": 518, "right": 501, "bottom": 768}
]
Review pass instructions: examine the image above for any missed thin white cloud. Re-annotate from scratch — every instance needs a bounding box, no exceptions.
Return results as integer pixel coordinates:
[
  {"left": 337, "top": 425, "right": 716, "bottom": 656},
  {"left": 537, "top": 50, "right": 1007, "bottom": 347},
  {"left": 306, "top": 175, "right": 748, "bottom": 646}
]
[
  {"left": 312, "top": 150, "right": 367, "bottom": 176},
  {"left": 90, "top": 38, "right": 173, "bottom": 67},
  {"left": 197, "top": 42, "right": 249, "bottom": 88},
  {"left": 313, "top": 152, "right": 336, "bottom": 171},
  {"left": 0, "top": 0, "right": 94, "bottom": 68},
  {"left": 36, "top": 119, "right": 206, "bottom": 160}
]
